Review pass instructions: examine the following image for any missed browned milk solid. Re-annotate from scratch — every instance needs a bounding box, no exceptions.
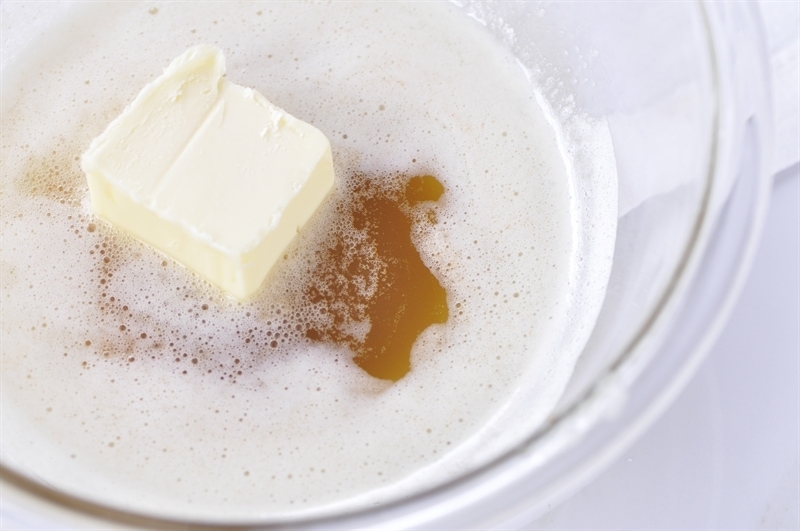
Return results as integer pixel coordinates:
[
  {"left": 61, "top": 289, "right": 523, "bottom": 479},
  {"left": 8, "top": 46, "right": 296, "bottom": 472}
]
[{"left": 0, "top": 2, "right": 616, "bottom": 521}]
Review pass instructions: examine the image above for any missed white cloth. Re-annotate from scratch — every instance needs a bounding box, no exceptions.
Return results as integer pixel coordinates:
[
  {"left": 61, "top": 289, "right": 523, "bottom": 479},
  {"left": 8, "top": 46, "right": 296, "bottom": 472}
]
[{"left": 761, "top": 1, "right": 800, "bottom": 174}]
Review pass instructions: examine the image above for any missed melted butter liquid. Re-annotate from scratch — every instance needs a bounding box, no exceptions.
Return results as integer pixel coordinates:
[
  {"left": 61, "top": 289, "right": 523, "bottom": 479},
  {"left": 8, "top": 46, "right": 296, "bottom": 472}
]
[
  {"left": 305, "top": 175, "right": 448, "bottom": 381},
  {"left": 0, "top": 1, "right": 616, "bottom": 521}
]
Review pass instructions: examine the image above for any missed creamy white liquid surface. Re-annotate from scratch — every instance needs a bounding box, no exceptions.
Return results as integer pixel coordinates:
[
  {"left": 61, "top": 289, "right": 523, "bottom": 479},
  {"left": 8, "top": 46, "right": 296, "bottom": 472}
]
[{"left": 0, "top": 1, "right": 616, "bottom": 522}]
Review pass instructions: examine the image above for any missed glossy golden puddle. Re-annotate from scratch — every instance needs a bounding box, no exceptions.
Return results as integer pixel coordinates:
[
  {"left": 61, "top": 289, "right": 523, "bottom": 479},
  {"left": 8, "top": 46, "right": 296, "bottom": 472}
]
[{"left": 304, "top": 175, "right": 449, "bottom": 381}]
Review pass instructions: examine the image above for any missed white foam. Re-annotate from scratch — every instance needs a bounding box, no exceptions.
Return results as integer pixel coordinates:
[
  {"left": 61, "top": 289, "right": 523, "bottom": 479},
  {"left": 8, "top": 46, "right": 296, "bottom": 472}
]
[{"left": 0, "top": 1, "right": 616, "bottom": 522}]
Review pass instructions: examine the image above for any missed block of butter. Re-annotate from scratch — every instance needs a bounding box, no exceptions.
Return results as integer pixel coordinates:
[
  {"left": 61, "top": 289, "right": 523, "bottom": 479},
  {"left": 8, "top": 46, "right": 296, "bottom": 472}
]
[{"left": 81, "top": 45, "right": 334, "bottom": 300}]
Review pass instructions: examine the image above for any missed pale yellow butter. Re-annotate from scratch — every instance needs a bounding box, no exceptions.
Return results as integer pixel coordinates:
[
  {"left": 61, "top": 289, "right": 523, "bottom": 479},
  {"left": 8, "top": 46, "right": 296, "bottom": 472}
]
[{"left": 81, "top": 45, "right": 335, "bottom": 300}]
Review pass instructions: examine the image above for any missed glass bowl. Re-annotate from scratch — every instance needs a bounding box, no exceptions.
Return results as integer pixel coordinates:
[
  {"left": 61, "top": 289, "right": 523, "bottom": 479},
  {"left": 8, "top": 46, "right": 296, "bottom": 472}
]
[{"left": 0, "top": 1, "right": 772, "bottom": 528}]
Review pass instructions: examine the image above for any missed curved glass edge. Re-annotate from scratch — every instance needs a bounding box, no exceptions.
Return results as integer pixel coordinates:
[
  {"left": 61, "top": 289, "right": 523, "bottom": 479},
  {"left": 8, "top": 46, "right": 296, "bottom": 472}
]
[{"left": 0, "top": 2, "right": 774, "bottom": 530}]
